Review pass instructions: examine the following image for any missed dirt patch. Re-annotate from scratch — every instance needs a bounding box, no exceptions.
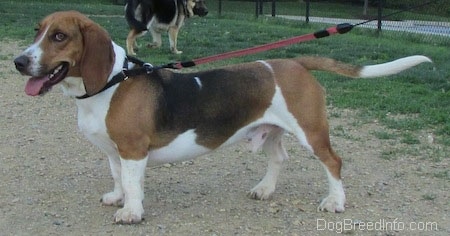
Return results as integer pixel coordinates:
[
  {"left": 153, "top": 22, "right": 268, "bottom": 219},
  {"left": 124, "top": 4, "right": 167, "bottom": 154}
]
[{"left": 1, "top": 41, "right": 448, "bottom": 235}]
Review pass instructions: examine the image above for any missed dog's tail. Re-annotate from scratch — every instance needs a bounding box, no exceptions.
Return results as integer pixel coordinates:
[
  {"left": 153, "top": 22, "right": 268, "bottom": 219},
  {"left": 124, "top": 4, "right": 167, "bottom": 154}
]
[
  {"left": 296, "top": 55, "right": 432, "bottom": 78},
  {"left": 125, "top": 0, "right": 148, "bottom": 32}
]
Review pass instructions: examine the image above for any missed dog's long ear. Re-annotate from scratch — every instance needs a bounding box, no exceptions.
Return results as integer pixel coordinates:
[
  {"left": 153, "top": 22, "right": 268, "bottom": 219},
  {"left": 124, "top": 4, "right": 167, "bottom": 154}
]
[{"left": 80, "top": 21, "right": 115, "bottom": 96}]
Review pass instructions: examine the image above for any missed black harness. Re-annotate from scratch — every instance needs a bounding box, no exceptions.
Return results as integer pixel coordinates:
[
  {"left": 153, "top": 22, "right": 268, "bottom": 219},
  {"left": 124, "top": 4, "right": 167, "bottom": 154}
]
[{"left": 76, "top": 56, "right": 168, "bottom": 99}]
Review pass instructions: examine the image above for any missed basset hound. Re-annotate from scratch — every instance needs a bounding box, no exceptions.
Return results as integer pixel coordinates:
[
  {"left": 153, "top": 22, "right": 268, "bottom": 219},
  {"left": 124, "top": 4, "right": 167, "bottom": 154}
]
[{"left": 14, "top": 11, "right": 431, "bottom": 224}]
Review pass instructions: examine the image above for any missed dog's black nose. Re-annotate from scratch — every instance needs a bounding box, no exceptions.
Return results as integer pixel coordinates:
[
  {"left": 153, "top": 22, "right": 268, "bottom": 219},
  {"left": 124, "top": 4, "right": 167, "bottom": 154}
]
[
  {"left": 14, "top": 55, "right": 29, "bottom": 73},
  {"left": 194, "top": 8, "right": 208, "bottom": 17}
]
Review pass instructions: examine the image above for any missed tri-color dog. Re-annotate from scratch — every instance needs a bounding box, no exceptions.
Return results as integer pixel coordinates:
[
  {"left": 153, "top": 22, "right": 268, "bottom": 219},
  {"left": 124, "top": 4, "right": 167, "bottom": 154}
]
[
  {"left": 125, "top": 0, "right": 208, "bottom": 55},
  {"left": 14, "top": 11, "right": 431, "bottom": 224}
]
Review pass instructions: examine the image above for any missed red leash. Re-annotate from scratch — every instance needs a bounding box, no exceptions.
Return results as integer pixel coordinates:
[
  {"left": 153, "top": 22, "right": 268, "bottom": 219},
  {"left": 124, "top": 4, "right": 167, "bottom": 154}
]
[
  {"left": 168, "top": 0, "right": 440, "bottom": 69},
  {"left": 130, "top": 1, "right": 440, "bottom": 70},
  {"left": 162, "top": 23, "right": 353, "bottom": 69}
]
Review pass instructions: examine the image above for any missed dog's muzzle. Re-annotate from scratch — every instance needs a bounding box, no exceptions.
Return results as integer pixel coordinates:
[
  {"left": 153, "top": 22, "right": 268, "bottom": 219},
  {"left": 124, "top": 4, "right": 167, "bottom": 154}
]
[{"left": 193, "top": 6, "right": 208, "bottom": 17}]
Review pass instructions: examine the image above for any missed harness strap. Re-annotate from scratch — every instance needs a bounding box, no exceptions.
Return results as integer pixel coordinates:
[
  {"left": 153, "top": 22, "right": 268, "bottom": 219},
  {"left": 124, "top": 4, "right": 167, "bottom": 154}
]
[{"left": 76, "top": 56, "right": 168, "bottom": 99}]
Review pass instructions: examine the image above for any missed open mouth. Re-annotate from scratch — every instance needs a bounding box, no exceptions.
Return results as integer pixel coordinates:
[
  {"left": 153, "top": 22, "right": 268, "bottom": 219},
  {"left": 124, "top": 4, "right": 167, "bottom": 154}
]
[{"left": 25, "top": 62, "right": 69, "bottom": 96}]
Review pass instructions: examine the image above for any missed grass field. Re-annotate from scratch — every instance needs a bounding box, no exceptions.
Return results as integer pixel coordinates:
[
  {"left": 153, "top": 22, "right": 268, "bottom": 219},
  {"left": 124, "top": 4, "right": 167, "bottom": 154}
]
[{"left": 1, "top": 0, "right": 449, "bottom": 147}]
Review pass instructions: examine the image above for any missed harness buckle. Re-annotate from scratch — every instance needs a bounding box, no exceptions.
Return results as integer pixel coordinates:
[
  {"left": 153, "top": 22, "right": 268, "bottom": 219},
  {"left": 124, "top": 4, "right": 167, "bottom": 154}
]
[
  {"left": 143, "top": 63, "right": 154, "bottom": 74},
  {"left": 121, "top": 70, "right": 129, "bottom": 81}
]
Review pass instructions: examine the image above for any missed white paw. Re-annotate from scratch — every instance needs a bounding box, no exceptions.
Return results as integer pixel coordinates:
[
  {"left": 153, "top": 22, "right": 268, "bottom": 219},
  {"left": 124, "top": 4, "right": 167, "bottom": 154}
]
[
  {"left": 114, "top": 205, "right": 144, "bottom": 224},
  {"left": 248, "top": 183, "right": 275, "bottom": 200},
  {"left": 318, "top": 195, "right": 345, "bottom": 213},
  {"left": 171, "top": 48, "right": 183, "bottom": 54},
  {"left": 101, "top": 191, "right": 124, "bottom": 207}
]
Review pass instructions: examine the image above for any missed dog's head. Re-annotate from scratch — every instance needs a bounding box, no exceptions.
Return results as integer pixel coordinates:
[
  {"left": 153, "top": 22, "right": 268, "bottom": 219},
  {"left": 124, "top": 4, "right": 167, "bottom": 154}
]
[
  {"left": 187, "top": 0, "right": 208, "bottom": 17},
  {"left": 14, "top": 11, "right": 114, "bottom": 97}
]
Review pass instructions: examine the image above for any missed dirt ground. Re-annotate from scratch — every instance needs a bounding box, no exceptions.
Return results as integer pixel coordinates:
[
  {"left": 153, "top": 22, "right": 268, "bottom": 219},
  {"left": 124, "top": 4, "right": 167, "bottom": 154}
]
[{"left": 1, "top": 41, "right": 449, "bottom": 235}]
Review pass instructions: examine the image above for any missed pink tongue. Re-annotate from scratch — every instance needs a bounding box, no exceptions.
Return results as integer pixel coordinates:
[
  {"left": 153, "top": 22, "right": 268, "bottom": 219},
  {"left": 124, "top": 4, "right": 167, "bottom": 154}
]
[{"left": 25, "top": 76, "right": 49, "bottom": 96}]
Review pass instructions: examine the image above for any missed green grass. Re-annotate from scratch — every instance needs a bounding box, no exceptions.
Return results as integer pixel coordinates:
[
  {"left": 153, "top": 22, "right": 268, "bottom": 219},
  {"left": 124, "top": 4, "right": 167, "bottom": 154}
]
[
  {"left": 1, "top": 0, "right": 449, "bottom": 148},
  {"left": 371, "top": 130, "right": 397, "bottom": 140}
]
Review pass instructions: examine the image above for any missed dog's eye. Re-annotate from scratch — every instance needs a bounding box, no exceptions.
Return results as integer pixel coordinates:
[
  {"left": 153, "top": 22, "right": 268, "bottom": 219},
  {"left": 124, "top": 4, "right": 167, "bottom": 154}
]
[{"left": 53, "top": 32, "right": 66, "bottom": 42}]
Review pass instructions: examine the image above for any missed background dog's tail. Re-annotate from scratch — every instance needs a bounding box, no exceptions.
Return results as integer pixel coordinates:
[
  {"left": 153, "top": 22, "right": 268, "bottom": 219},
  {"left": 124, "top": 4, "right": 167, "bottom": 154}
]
[
  {"left": 125, "top": 0, "right": 148, "bottom": 32},
  {"left": 296, "top": 55, "right": 432, "bottom": 78}
]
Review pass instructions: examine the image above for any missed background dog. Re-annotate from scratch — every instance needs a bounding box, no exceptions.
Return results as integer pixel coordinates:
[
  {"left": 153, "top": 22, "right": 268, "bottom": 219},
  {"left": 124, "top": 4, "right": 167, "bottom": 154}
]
[{"left": 125, "top": 0, "right": 208, "bottom": 55}]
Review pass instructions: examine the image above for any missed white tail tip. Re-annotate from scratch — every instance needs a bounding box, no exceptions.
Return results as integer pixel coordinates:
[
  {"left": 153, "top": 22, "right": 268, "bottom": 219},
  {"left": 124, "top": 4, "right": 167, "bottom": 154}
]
[{"left": 360, "top": 55, "right": 432, "bottom": 78}]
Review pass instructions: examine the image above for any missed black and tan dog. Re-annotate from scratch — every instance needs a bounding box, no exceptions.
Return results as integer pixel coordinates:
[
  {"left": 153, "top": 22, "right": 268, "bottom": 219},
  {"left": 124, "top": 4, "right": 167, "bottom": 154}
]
[{"left": 125, "top": 0, "right": 208, "bottom": 55}]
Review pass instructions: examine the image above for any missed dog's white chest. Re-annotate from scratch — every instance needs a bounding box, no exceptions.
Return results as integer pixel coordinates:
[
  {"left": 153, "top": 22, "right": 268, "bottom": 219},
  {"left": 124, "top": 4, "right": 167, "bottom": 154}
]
[{"left": 76, "top": 93, "right": 117, "bottom": 154}]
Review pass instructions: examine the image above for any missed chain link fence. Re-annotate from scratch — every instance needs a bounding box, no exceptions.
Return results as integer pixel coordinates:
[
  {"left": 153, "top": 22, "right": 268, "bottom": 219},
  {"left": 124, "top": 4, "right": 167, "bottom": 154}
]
[{"left": 217, "top": 0, "right": 450, "bottom": 44}]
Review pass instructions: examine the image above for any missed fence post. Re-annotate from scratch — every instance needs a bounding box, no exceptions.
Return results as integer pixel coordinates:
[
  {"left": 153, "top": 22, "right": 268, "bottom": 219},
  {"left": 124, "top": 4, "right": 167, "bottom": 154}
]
[
  {"left": 272, "top": 0, "right": 276, "bottom": 17},
  {"left": 218, "top": 0, "right": 222, "bottom": 17},
  {"left": 377, "top": 0, "right": 383, "bottom": 33},
  {"left": 305, "top": 0, "right": 310, "bottom": 23}
]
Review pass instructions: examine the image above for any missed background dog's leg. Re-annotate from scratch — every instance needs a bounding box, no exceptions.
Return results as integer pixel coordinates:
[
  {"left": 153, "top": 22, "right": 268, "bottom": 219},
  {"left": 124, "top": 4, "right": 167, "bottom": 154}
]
[
  {"left": 113, "top": 157, "right": 148, "bottom": 224},
  {"left": 126, "top": 29, "right": 139, "bottom": 55},
  {"left": 126, "top": 29, "right": 146, "bottom": 55},
  {"left": 148, "top": 28, "right": 162, "bottom": 49},
  {"left": 168, "top": 27, "right": 182, "bottom": 54},
  {"left": 248, "top": 127, "right": 287, "bottom": 200},
  {"left": 101, "top": 155, "right": 124, "bottom": 206}
]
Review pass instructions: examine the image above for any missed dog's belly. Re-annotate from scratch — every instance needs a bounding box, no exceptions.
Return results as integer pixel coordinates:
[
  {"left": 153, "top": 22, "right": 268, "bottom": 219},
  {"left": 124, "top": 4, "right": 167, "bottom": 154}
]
[
  {"left": 148, "top": 129, "right": 211, "bottom": 165},
  {"left": 149, "top": 19, "right": 170, "bottom": 33},
  {"left": 147, "top": 122, "right": 264, "bottom": 166}
]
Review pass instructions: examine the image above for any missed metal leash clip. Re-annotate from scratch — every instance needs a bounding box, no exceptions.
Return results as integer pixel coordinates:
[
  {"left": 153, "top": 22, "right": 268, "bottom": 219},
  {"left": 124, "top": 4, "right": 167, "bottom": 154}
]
[{"left": 143, "top": 62, "right": 154, "bottom": 74}]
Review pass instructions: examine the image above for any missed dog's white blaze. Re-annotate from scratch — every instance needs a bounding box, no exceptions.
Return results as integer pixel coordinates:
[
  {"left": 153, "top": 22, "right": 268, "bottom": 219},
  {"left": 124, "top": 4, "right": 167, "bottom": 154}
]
[
  {"left": 148, "top": 129, "right": 211, "bottom": 165},
  {"left": 194, "top": 76, "right": 202, "bottom": 89},
  {"left": 22, "top": 25, "right": 50, "bottom": 76},
  {"left": 359, "top": 55, "right": 432, "bottom": 78}
]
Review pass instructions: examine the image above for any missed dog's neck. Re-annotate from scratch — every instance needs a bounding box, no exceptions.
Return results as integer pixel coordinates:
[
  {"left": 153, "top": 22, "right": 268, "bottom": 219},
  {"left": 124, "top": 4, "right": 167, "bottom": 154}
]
[{"left": 60, "top": 42, "right": 126, "bottom": 99}]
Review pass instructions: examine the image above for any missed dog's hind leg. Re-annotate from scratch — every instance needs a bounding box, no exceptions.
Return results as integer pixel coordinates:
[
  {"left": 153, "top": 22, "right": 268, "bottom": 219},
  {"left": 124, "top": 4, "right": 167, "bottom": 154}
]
[
  {"left": 309, "top": 132, "right": 345, "bottom": 213},
  {"left": 273, "top": 65, "right": 346, "bottom": 213},
  {"left": 297, "top": 115, "right": 346, "bottom": 213},
  {"left": 248, "top": 126, "right": 288, "bottom": 200},
  {"left": 126, "top": 29, "right": 142, "bottom": 55}
]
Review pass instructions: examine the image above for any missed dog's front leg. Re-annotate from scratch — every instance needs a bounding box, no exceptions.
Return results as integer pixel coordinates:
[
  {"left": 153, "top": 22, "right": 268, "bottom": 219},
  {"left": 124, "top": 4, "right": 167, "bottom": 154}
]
[
  {"left": 248, "top": 127, "right": 287, "bottom": 200},
  {"left": 101, "top": 155, "right": 124, "bottom": 206},
  {"left": 113, "top": 157, "right": 148, "bottom": 224},
  {"left": 148, "top": 27, "right": 162, "bottom": 49},
  {"left": 168, "top": 27, "right": 182, "bottom": 54}
]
